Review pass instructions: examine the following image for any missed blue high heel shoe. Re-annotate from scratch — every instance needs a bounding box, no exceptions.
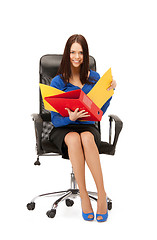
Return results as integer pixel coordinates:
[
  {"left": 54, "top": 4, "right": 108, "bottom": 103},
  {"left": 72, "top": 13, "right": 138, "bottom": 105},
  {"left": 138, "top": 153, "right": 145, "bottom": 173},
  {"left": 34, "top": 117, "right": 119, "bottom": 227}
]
[
  {"left": 82, "top": 211, "right": 94, "bottom": 221},
  {"left": 96, "top": 211, "right": 108, "bottom": 222},
  {"left": 96, "top": 198, "right": 108, "bottom": 222}
]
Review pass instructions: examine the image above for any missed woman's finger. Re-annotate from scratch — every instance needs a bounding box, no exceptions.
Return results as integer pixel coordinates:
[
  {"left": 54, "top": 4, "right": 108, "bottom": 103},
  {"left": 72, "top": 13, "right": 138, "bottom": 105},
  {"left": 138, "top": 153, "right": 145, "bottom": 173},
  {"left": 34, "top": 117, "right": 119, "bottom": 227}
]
[
  {"left": 65, "top": 107, "right": 69, "bottom": 112},
  {"left": 78, "top": 111, "right": 90, "bottom": 117},
  {"left": 80, "top": 114, "right": 90, "bottom": 118},
  {"left": 79, "top": 109, "right": 87, "bottom": 114},
  {"left": 74, "top": 108, "right": 80, "bottom": 112},
  {"left": 107, "top": 80, "right": 116, "bottom": 91}
]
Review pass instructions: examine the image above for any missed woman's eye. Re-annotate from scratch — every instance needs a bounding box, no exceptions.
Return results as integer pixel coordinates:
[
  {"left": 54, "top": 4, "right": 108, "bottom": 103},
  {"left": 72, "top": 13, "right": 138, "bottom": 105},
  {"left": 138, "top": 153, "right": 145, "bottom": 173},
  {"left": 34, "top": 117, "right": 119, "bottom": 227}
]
[{"left": 70, "top": 51, "right": 83, "bottom": 54}]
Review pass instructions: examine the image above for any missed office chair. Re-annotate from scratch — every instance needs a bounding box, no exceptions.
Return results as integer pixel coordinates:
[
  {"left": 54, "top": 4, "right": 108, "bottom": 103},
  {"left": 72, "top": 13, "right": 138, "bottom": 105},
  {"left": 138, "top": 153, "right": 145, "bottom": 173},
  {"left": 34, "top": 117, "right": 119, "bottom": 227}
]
[{"left": 27, "top": 54, "right": 123, "bottom": 218}]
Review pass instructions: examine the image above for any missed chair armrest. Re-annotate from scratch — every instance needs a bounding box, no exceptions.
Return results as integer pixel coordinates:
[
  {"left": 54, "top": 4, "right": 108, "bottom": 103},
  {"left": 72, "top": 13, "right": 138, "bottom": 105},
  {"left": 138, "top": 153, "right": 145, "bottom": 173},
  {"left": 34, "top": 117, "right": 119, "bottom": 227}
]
[
  {"left": 31, "top": 113, "right": 43, "bottom": 154},
  {"left": 31, "top": 113, "right": 43, "bottom": 122},
  {"left": 108, "top": 114, "right": 123, "bottom": 148}
]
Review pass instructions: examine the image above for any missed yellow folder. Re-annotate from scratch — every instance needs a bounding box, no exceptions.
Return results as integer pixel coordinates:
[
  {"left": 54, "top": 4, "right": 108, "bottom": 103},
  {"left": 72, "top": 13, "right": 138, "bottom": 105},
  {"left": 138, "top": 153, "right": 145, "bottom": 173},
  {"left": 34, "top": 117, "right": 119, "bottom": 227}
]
[
  {"left": 39, "top": 68, "right": 114, "bottom": 112},
  {"left": 39, "top": 83, "right": 64, "bottom": 112},
  {"left": 87, "top": 68, "right": 114, "bottom": 108}
]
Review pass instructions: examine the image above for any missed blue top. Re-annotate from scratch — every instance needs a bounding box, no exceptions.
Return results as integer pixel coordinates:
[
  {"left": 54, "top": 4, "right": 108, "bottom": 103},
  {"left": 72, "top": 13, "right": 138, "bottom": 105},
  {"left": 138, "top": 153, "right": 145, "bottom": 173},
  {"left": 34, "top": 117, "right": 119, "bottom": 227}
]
[{"left": 50, "top": 69, "right": 112, "bottom": 127}]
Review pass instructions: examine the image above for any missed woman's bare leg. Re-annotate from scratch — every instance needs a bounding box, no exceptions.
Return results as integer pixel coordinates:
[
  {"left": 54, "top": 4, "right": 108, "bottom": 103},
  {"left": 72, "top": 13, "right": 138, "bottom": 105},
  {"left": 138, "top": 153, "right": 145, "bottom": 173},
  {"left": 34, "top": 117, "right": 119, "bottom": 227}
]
[
  {"left": 64, "top": 132, "right": 93, "bottom": 218},
  {"left": 80, "top": 132, "right": 107, "bottom": 220}
]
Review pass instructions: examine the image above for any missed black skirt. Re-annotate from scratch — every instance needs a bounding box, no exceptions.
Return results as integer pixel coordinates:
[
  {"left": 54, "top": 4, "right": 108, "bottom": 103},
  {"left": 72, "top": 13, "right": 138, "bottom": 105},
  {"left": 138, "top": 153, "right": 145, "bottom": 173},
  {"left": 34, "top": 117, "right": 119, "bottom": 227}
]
[{"left": 49, "top": 124, "right": 101, "bottom": 159}]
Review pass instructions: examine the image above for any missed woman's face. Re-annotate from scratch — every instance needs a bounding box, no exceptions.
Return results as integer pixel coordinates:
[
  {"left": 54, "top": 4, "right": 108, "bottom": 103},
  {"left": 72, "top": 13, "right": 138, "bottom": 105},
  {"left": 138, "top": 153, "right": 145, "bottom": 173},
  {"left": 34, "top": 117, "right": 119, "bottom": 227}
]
[{"left": 70, "top": 42, "right": 83, "bottom": 68}]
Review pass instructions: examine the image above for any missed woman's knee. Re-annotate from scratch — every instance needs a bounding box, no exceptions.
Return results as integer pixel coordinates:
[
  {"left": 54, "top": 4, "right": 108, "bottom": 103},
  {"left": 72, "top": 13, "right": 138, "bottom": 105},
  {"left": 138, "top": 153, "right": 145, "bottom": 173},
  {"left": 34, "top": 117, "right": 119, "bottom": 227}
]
[
  {"left": 64, "top": 132, "right": 81, "bottom": 146},
  {"left": 80, "top": 131, "right": 95, "bottom": 146}
]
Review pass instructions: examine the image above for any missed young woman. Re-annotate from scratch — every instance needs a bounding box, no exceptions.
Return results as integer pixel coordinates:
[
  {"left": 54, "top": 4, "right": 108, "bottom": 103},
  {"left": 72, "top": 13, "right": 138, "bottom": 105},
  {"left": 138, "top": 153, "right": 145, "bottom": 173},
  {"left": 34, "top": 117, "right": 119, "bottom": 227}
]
[{"left": 49, "top": 34, "right": 116, "bottom": 222}]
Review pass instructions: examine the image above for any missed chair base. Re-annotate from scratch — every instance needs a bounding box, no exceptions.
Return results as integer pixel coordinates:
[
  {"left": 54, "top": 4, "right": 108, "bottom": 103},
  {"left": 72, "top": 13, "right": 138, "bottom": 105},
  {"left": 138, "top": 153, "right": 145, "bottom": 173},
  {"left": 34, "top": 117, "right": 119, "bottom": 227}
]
[{"left": 27, "top": 169, "right": 112, "bottom": 218}]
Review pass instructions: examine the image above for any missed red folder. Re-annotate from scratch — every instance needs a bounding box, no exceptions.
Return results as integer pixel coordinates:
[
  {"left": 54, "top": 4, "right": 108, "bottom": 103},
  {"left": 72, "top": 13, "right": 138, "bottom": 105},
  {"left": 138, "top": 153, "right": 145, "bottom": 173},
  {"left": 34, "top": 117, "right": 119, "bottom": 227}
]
[{"left": 44, "top": 89, "right": 103, "bottom": 121}]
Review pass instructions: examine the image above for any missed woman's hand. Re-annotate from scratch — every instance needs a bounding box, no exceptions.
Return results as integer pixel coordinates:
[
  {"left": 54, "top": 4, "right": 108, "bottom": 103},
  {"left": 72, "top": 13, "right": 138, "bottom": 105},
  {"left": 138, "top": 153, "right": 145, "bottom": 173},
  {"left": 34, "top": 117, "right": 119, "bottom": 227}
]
[
  {"left": 65, "top": 108, "right": 90, "bottom": 121},
  {"left": 107, "top": 76, "right": 117, "bottom": 91}
]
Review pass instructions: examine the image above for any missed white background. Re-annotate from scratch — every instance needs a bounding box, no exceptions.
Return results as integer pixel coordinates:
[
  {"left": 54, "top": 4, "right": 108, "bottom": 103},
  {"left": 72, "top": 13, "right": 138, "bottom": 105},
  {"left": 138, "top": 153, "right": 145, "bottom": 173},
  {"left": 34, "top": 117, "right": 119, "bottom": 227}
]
[{"left": 1, "top": 0, "right": 157, "bottom": 239}]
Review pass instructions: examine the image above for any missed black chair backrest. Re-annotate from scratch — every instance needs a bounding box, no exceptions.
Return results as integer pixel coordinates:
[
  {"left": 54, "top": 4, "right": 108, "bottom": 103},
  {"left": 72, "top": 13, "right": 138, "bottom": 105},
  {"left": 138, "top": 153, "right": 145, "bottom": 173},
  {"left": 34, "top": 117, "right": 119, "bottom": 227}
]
[{"left": 39, "top": 54, "right": 100, "bottom": 140}]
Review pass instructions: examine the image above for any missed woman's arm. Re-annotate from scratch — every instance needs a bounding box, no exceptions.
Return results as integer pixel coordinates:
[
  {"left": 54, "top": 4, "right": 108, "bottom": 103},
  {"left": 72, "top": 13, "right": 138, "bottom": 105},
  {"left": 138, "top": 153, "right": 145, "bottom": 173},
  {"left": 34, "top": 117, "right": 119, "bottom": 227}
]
[
  {"left": 50, "top": 76, "right": 76, "bottom": 127},
  {"left": 51, "top": 111, "right": 75, "bottom": 127}
]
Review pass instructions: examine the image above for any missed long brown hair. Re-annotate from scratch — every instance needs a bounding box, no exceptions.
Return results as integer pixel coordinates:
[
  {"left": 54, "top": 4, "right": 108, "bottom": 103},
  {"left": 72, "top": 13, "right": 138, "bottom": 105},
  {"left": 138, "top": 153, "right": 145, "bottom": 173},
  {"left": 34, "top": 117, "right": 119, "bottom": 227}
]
[{"left": 57, "top": 34, "right": 94, "bottom": 85}]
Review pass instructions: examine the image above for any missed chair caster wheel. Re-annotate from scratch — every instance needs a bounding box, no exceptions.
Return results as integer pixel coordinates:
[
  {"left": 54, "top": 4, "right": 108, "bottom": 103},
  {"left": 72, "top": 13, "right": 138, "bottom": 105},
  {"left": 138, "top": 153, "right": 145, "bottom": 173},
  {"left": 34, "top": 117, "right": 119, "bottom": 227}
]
[
  {"left": 27, "top": 202, "right": 35, "bottom": 210},
  {"left": 108, "top": 201, "right": 112, "bottom": 210},
  {"left": 34, "top": 157, "right": 40, "bottom": 165},
  {"left": 65, "top": 199, "right": 74, "bottom": 207},
  {"left": 46, "top": 209, "right": 56, "bottom": 218}
]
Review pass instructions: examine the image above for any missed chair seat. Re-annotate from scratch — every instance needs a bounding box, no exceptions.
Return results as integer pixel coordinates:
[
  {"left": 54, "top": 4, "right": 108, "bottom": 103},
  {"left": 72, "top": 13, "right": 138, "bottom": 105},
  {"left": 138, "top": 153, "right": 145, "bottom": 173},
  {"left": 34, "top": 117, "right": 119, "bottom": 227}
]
[
  {"left": 99, "top": 141, "right": 115, "bottom": 155},
  {"left": 41, "top": 140, "right": 60, "bottom": 154},
  {"left": 41, "top": 139, "right": 115, "bottom": 156}
]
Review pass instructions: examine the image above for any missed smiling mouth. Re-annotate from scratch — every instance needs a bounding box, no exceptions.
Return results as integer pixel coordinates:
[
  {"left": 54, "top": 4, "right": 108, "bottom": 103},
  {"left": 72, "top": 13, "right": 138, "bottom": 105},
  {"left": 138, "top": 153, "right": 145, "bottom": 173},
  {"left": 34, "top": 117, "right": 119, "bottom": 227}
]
[{"left": 73, "top": 60, "right": 80, "bottom": 63}]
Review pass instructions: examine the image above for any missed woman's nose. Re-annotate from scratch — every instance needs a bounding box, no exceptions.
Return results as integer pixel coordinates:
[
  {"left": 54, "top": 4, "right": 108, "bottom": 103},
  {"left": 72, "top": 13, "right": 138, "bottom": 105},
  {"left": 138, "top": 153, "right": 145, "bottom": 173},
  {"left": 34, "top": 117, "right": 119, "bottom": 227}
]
[{"left": 75, "top": 53, "right": 79, "bottom": 58}]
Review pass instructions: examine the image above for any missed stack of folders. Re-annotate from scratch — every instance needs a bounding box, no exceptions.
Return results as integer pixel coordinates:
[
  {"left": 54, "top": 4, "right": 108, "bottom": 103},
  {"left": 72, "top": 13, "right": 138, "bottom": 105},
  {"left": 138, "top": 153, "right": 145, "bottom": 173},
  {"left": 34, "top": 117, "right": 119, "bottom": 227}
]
[{"left": 40, "top": 68, "right": 114, "bottom": 121}]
